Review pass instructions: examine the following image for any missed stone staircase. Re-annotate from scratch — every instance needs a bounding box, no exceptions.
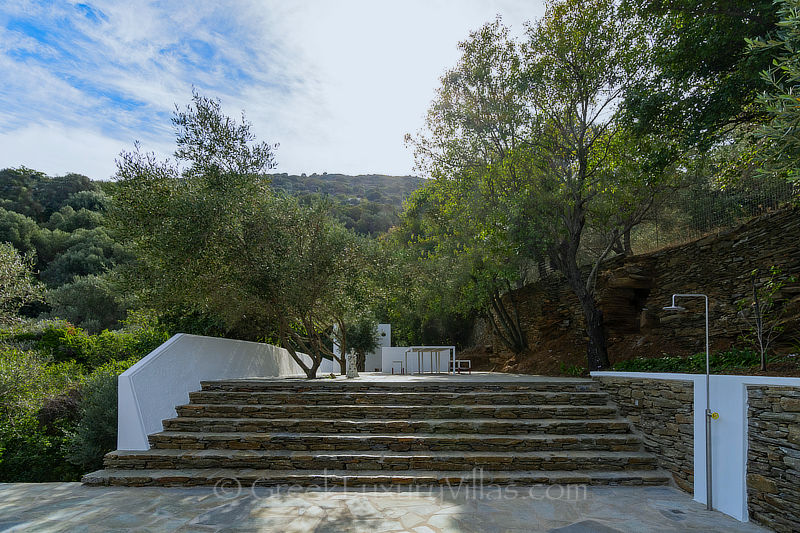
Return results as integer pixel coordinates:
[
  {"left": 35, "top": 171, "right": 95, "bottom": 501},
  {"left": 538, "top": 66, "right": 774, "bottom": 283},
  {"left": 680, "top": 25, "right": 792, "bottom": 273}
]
[{"left": 82, "top": 378, "right": 670, "bottom": 487}]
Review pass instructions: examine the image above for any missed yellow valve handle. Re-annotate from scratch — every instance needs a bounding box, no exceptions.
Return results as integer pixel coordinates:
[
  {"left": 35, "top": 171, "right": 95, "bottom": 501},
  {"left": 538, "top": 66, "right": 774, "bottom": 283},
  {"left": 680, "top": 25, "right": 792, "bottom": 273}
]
[{"left": 711, "top": 412, "right": 719, "bottom": 420}]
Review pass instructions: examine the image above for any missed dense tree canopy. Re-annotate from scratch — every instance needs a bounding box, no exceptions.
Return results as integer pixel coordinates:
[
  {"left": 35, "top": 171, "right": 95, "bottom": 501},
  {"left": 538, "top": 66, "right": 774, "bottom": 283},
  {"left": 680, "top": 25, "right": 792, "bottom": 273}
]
[
  {"left": 621, "top": 0, "right": 780, "bottom": 146},
  {"left": 403, "top": 0, "right": 674, "bottom": 370}
]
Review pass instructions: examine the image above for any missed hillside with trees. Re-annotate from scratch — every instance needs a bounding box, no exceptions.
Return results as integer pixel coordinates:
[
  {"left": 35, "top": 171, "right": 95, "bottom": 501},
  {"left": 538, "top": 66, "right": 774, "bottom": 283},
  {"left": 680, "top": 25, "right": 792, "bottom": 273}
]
[{"left": 270, "top": 173, "right": 423, "bottom": 236}]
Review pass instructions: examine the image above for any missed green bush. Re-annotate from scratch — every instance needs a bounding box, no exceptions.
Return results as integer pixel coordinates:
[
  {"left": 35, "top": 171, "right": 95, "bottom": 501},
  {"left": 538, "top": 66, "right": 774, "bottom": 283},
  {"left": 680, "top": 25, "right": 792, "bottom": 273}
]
[
  {"left": 0, "top": 347, "right": 83, "bottom": 481},
  {"left": 46, "top": 274, "right": 129, "bottom": 333},
  {"left": 613, "top": 347, "right": 766, "bottom": 373},
  {"left": 3, "top": 317, "right": 168, "bottom": 368},
  {"left": 0, "top": 317, "right": 170, "bottom": 481},
  {"left": 66, "top": 359, "right": 136, "bottom": 472}
]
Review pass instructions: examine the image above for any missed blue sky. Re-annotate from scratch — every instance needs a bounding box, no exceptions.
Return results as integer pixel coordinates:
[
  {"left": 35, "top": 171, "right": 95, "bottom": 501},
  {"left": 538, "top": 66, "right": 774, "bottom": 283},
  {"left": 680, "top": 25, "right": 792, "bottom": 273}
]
[{"left": 0, "top": 1, "right": 541, "bottom": 179}]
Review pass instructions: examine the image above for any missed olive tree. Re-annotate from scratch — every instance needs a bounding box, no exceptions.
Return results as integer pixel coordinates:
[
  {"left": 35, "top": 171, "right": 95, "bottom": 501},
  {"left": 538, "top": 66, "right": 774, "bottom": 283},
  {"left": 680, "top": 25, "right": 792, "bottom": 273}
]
[{"left": 113, "top": 92, "right": 367, "bottom": 378}]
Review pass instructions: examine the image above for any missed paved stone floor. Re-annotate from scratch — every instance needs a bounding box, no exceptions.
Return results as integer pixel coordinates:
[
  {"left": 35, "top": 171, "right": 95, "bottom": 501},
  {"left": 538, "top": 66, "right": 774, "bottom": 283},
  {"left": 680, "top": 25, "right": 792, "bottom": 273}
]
[{"left": 0, "top": 483, "right": 769, "bottom": 532}]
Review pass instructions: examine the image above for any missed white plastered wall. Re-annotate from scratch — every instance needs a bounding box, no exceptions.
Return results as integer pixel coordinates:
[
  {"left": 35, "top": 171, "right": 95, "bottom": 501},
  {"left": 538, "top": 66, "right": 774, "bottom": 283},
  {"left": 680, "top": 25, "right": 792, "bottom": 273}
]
[{"left": 118, "top": 334, "right": 310, "bottom": 450}]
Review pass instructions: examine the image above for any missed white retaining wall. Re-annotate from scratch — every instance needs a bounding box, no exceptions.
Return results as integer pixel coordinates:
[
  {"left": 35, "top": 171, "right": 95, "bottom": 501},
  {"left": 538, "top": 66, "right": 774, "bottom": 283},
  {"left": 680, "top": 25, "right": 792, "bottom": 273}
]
[
  {"left": 118, "top": 334, "right": 310, "bottom": 450},
  {"left": 591, "top": 371, "right": 800, "bottom": 522}
]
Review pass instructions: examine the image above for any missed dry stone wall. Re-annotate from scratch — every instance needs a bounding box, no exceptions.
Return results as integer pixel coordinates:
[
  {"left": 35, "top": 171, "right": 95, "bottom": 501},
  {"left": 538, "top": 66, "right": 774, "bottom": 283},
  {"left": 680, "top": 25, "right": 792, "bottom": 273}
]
[
  {"left": 487, "top": 207, "right": 800, "bottom": 373},
  {"left": 747, "top": 385, "right": 800, "bottom": 532},
  {"left": 594, "top": 376, "right": 694, "bottom": 492}
]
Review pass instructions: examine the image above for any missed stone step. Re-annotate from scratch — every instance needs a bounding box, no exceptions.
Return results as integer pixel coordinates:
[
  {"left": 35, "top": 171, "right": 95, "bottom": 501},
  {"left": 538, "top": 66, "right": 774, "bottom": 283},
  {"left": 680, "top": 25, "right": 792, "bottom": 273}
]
[
  {"left": 161, "top": 417, "right": 633, "bottom": 435},
  {"left": 187, "top": 390, "right": 609, "bottom": 406},
  {"left": 201, "top": 379, "right": 599, "bottom": 394},
  {"left": 174, "top": 403, "right": 618, "bottom": 420},
  {"left": 83, "top": 467, "right": 671, "bottom": 487},
  {"left": 147, "top": 431, "right": 643, "bottom": 452},
  {"left": 104, "top": 449, "right": 658, "bottom": 472}
]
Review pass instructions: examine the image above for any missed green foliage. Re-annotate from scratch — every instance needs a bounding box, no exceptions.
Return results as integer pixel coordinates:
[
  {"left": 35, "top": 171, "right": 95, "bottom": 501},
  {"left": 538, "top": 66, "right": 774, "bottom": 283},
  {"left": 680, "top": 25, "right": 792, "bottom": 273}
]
[
  {"left": 46, "top": 206, "right": 104, "bottom": 232},
  {"left": 2, "top": 318, "right": 168, "bottom": 369},
  {"left": 0, "top": 347, "right": 83, "bottom": 482},
  {"left": 46, "top": 274, "right": 130, "bottom": 333},
  {"left": 622, "top": 0, "right": 779, "bottom": 147},
  {"left": 345, "top": 318, "right": 381, "bottom": 371},
  {"left": 748, "top": 0, "right": 800, "bottom": 181},
  {"left": 66, "top": 359, "right": 136, "bottom": 472},
  {"left": 403, "top": 2, "right": 666, "bottom": 369},
  {"left": 112, "top": 92, "right": 372, "bottom": 377},
  {"left": 737, "top": 266, "right": 798, "bottom": 370},
  {"left": 156, "top": 307, "right": 229, "bottom": 338},
  {"left": 38, "top": 227, "right": 132, "bottom": 286},
  {"left": 0, "top": 318, "right": 168, "bottom": 481},
  {"left": 612, "top": 347, "right": 768, "bottom": 373},
  {"left": 559, "top": 363, "right": 587, "bottom": 377},
  {"left": 0, "top": 167, "right": 132, "bottom": 331},
  {"left": 269, "top": 173, "right": 422, "bottom": 206},
  {"left": 0, "top": 207, "right": 40, "bottom": 253},
  {"left": 0, "top": 242, "right": 43, "bottom": 322},
  {"left": 0, "top": 168, "right": 98, "bottom": 223},
  {"left": 63, "top": 190, "right": 110, "bottom": 212},
  {"left": 0, "top": 167, "right": 48, "bottom": 220}
]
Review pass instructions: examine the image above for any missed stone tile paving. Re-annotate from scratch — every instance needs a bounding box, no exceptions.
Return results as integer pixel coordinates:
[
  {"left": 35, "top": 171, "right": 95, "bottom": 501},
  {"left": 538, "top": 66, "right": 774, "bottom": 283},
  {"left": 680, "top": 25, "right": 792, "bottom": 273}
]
[{"left": 0, "top": 483, "right": 770, "bottom": 532}]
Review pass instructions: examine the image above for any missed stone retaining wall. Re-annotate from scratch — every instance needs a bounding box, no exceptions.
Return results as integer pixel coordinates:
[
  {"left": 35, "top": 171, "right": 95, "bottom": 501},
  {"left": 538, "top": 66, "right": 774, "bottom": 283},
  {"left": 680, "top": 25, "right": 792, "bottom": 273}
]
[
  {"left": 747, "top": 385, "right": 800, "bottom": 532},
  {"left": 594, "top": 376, "right": 694, "bottom": 492},
  {"left": 484, "top": 206, "right": 800, "bottom": 373}
]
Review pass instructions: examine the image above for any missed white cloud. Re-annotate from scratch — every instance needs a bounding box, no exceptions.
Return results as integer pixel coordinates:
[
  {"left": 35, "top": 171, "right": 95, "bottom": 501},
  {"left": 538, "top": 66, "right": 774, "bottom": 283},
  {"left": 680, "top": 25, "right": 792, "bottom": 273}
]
[
  {"left": 0, "top": 122, "right": 171, "bottom": 179},
  {"left": 0, "top": 1, "right": 544, "bottom": 178}
]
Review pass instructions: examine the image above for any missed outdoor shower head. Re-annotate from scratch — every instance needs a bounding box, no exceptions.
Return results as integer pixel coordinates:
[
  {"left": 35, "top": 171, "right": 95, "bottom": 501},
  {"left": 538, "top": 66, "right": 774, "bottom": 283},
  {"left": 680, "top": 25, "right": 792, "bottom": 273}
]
[{"left": 662, "top": 305, "right": 686, "bottom": 312}]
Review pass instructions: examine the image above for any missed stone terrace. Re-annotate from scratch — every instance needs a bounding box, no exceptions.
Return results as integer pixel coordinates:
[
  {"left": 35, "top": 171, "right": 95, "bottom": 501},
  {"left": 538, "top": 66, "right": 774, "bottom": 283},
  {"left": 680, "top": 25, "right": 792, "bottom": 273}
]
[{"left": 84, "top": 372, "right": 671, "bottom": 488}]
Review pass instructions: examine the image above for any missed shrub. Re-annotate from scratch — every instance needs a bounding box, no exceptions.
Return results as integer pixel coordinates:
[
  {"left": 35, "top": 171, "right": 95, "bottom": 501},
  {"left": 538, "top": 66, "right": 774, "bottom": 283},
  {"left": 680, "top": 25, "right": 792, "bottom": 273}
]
[
  {"left": 0, "top": 347, "right": 83, "bottom": 481},
  {"left": 66, "top": 359, "right": 136, "bottom": 472},
  {"left": 613, "top": 347, "right": 765, "bottom": 373},
  {"left": 46, "top": 274, "right": 129, "bottom": 333},
  {"left": 0, "top": 317, "right": 169, "bottom": 481},
  {"left": 3, "top": 317, "right": 168, "bottom": 369},
  {"left": 0, "top": 242, "right": 43, "bottom": 322}
]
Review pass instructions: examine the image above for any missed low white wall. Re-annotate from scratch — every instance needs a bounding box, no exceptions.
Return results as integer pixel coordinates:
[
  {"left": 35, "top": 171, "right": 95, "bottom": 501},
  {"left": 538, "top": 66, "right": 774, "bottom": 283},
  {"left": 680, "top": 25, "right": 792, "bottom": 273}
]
[
  {"left": 591, "top": 371, "right": 800, "bottom": 522},
  {"left": 118, "top": 334, "right": 310, "bottom": 450}
]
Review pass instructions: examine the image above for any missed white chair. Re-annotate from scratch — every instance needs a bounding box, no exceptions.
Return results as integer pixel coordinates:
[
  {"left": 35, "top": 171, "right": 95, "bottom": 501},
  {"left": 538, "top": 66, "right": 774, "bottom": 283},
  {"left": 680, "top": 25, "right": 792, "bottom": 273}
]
[{"left": 450, "top": 359, "right": 471, "bottom": 374}]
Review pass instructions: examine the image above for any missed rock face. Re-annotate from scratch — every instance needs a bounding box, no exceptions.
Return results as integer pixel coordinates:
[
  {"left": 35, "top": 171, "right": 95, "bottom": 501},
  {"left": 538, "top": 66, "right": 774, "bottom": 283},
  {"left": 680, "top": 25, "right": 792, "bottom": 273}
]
[
  {"left": 595, "top": 376, "right": 694, "bottom": 493},
  {"left": 747, "top": 385, "right": 800, "bottom": 532},
  {"left": 486, "top": 207, "right": 800, "bottom": 372},
  {"left": 82, "top": 378, "right": 671, "bottom": 488}
]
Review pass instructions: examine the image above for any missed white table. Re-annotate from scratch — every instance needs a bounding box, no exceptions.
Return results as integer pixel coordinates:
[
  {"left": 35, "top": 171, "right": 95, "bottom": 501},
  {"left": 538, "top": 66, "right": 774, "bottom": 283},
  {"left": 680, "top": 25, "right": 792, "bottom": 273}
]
[{"left": 403, "top": 346, "right": 456, "bottom": 375}]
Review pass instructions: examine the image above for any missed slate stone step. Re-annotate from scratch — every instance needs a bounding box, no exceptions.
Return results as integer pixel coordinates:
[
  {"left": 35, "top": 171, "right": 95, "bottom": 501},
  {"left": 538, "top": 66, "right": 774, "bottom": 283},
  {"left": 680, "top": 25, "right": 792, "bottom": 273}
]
[
  {"left": 174, "top": 403, "right": 618, "bottom": 420},
  {"left": 83, "top": 467, "right": 671, "bottom": 487},
  {"left": 201, "top": 379, "right": 599, "bottom": 394},
  {"left": 161, "top": 417, "right": 633, "bottom": 435},
  {"left": 187, "top": 390, "right": 609, "bottom": 406},
  {"left": 147, "top": 431, "right": 643, "bottom": 452},
  {"left": 163, "top": 418, "right": 631, "bottom": 435},
  {"left": 104, "top": 449, "right": 658, "bottom": 472}
]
